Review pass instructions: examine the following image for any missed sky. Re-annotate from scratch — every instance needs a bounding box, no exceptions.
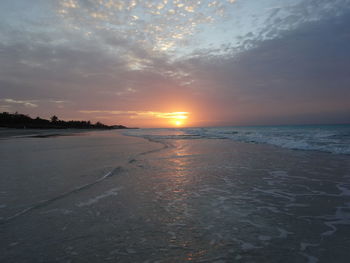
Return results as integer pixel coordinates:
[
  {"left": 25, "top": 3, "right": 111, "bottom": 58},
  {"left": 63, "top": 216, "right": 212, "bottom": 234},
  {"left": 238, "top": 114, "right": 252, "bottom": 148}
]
[{"left": 0, "top": 0, "right": 349, "bottom": 127}]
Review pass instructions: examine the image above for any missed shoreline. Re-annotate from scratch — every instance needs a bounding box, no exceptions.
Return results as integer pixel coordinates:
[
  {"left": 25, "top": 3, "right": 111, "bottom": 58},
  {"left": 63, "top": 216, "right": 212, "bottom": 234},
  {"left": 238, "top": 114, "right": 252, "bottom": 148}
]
[
  {"left": 2, "top": 126, "right": 349, "bottom": 157},
  {"left": 0, "top": 127, "right": 109, "bottom": 139}
]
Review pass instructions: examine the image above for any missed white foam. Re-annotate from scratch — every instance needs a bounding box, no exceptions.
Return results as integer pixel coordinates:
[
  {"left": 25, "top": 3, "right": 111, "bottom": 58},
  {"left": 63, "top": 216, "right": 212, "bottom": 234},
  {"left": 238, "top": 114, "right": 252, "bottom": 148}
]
[
  {"left": 269, "top": 171, "right": 289, "bottom": 177},
  {"left": 300, "top": 242, "right": 319, "bottom": 251},
  {"left": 336, "top": 183, "right": 350, "bottom": 196},
  {"left": 77, "top": 187, "right": 122, "bottom": 207},
  {"left": 241, "top": 242, "right": 259, "bottom": 250},
  {"left": 277, "top": 227, "right": 293, "bottom": 238},
  {"left": 299, "top": 252, "right": 319, "bottom": 263},
  {"left": 253, "top": 187, "right": 296, "bottom": 202},
  {"left": 41, "top": 208, "right": 72, "bottom": 215},
  {"left": 125, "top": 125, "right": 350, "bottom": 155}
]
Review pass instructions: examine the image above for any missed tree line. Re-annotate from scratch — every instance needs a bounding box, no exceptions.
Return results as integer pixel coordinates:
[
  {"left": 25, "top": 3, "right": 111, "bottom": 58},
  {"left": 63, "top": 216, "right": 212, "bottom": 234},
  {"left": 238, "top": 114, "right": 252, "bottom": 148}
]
[{"left": 0, "top": 112, "right": 127, "bottom": 129}]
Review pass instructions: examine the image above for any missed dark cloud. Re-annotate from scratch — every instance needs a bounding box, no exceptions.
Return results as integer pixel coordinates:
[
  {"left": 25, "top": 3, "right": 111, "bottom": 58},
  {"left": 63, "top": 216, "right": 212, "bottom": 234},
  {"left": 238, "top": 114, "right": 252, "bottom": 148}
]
[{"left": 179, "top": 9, "right": 350, "bottom": 125}]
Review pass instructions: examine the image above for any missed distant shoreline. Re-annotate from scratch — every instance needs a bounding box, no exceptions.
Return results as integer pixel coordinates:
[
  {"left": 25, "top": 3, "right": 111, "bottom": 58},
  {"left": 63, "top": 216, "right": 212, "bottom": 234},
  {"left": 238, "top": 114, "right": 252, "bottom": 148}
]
[
  {"left": 0, "top": 127, "right": 100, "bottom": 139},
  {"left": 0, "top": 112, "right": 129, "bottom": 130}
]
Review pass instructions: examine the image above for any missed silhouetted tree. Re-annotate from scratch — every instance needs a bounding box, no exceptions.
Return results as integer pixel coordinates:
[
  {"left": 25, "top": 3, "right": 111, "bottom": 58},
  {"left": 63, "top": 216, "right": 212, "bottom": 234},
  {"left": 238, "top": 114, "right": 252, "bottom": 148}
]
[
  {"left": 50, "top": 115, "right": 58, "bottom": 123},
  {"left": 0, "top": 112, "right": 127, "bottom": 130}
]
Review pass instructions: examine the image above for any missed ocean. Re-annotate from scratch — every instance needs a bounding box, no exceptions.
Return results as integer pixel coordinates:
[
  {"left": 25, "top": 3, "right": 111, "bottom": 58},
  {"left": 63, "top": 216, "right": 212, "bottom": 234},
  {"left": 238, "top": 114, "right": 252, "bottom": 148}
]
[{"left": 124, "top": 124, "right": 350, "bottom": 155}]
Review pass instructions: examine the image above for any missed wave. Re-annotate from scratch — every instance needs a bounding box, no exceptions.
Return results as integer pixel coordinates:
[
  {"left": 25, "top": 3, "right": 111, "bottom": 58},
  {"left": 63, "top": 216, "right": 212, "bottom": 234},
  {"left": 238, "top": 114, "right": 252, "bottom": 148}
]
[{"left": 124, "top": 125, "right": 350, "bottom": 155}]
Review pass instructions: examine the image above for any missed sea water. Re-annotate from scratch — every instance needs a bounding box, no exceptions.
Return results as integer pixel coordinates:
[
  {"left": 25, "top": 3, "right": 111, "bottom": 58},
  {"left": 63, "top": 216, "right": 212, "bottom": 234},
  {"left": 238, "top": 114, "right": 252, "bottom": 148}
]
[{"left": 124, "top": 124, "right": 350, "bottom": 155}]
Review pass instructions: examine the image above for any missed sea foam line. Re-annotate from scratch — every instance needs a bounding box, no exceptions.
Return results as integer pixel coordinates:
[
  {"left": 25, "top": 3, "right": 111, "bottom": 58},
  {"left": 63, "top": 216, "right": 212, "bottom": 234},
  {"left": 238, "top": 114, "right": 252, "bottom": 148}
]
[{"left": 0, "top": 167, "right": 123, "bottom": 224}]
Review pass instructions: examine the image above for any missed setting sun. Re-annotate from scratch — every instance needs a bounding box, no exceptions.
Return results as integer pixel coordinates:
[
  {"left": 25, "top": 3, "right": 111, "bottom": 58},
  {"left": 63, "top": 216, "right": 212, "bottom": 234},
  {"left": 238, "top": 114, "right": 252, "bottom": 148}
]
[
  {"left": 175, "top": 120, "right": 183, "bottom": 126},
  {"left": 168, "top": 112, "right": 188, "bottom": 126}
]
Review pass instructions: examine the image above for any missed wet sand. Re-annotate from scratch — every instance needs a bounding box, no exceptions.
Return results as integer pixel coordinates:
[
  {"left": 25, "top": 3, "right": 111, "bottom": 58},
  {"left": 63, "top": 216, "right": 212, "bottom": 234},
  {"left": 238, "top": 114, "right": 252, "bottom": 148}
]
[
  {"left": 1, "top": 131, "right": 350, "bottom": 262},
  {"left": 0, "top": 128, "right": 90, "bottom": 139}
]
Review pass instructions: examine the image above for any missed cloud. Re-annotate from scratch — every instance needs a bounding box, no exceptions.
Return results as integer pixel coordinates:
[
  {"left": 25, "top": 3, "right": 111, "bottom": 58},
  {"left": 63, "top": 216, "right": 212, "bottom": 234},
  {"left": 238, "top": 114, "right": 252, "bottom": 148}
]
[
  {"left": 2, "top": 99, "right": 38, "bottom": 108},
  {"left": 79, "top": 110, "right": 189, "bottom": 120},
  {"left": 0, "top": 104, "right": 11, "bottom": 111},
  {"left": 56, "top": 0, "right": 238, "bottom": 53},
  {"left": 178, "top": 9, "right": 350, "bottom": 125},
  {"left": 0, "top": 0, "right": 349, "bottom": 126}
]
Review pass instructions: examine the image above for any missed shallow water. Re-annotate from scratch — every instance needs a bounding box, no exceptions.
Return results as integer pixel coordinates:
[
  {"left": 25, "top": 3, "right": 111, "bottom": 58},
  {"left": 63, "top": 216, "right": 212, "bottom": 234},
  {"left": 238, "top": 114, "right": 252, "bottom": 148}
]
[
  {"left": 125, "top": 138, "right": 350, "bottom": 262},
  {"left": 1, "top": 130, "right": 350, "bottom": 262}
]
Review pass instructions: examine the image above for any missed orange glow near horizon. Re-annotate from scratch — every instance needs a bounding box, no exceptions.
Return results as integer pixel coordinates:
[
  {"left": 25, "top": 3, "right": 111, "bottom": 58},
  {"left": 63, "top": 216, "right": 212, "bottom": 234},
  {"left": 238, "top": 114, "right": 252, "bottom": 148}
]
[
  {"left": 168, "top": 112, "right": 188, "bottom": 127},
  {"left": 79, "top": 110, "right": 190, "bottom": 127}
]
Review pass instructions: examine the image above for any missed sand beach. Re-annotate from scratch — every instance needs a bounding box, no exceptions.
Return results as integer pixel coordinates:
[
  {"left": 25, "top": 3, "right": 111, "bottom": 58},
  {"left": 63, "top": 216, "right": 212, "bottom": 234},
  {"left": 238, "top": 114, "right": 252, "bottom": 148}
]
[{"left": 1, "top": 130, "right": 350, "bottom": 262}]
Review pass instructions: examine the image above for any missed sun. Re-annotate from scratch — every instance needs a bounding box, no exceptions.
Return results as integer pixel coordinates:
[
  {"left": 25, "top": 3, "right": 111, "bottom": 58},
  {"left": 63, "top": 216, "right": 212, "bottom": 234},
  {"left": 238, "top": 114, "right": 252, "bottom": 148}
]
[
  {"left": 154, "top": 111, "right": 188, "bottom": 127},
  {"left": 175, "top": 120, "right": 183, "bottom": 126},
  {"left": 168, "top": 112, "right": 188, "bottom": 127}
]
